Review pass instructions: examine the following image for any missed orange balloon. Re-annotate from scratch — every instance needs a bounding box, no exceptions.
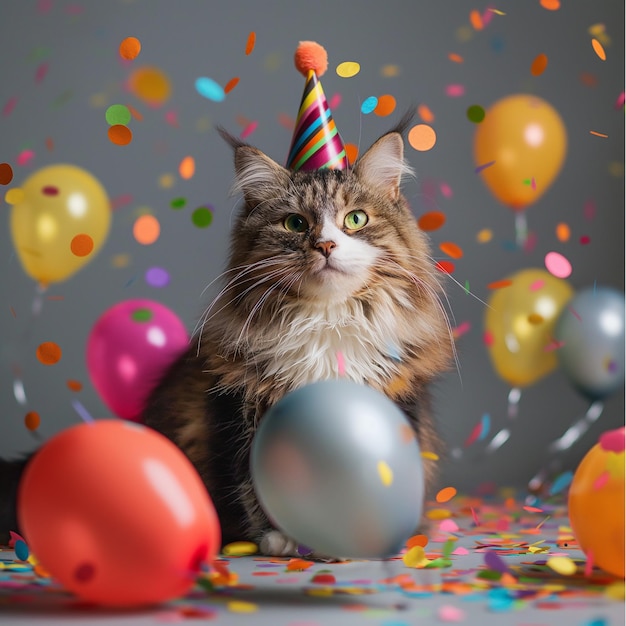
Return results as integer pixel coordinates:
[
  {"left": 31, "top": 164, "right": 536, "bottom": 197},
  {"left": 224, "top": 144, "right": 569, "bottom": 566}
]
[
  {"left": 18, "top": 420, "right": 221, "bottom": 607},
  {"left": 568, "top": 427, "right": 625, "bottom": 578},
  {"left": 474, "top": 94, "right": 567, "bottom": 212}
]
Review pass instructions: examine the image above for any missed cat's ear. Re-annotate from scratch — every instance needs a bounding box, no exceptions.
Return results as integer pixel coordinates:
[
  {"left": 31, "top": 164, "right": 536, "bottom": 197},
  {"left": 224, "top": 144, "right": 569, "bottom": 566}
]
[
  {"left": 217, "top": 127, "right": 290, "bottom": 209},
  {"left": 354, "top": 132, "right": 413, "bottom": 201}
]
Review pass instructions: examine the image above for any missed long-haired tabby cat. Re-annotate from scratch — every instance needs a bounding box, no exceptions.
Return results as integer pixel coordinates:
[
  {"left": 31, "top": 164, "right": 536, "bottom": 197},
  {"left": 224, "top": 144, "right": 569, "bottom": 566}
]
[{"left": 0, "top": 116, "right": 454, "bottom": 557}]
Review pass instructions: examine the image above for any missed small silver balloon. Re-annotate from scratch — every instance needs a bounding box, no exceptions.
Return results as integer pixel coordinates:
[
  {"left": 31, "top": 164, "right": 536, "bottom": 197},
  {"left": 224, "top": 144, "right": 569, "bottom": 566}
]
[
  {"left": 250, "top": 380, "right": 424, "bottom": 559},
  {"left": 554, "top": 286, "right": 625, "bottom": 400}
]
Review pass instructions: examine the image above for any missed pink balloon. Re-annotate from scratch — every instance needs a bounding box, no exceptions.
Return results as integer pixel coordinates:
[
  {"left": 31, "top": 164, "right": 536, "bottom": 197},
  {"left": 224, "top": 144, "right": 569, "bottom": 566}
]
[
  {"left": 18, "top": 420, "right": 221, "bottom": 607},
  {"left": 87, "top": 299, "right": 188, "bottom": 420}
]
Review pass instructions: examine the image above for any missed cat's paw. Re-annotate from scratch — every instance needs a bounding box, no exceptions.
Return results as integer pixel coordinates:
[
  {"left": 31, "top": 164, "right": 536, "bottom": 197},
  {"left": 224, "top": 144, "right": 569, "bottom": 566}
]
[{"left": 258, "top": 530, "right": 345, "bottom": 562}]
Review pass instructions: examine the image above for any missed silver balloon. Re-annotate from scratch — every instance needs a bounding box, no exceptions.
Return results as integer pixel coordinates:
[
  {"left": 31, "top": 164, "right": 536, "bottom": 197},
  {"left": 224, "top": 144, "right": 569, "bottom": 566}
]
[
  {"left": 554, "top": 286, "right": 625, "bottom": 400},
  {"left": 250, "top": 380, "right": 424, "bottom": 559}
]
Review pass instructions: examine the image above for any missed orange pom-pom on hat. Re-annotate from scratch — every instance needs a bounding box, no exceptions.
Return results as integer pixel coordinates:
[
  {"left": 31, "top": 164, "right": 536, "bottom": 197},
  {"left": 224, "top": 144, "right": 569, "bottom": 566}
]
[{"left": 286, "top": 41, "right": 347, "bottom": 171}]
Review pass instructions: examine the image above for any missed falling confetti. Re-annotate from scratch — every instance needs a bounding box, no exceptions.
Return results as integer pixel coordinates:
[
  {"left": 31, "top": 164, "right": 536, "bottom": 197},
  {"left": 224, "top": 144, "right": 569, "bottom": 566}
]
[
  {"left": 119, "top": 36, "right": 141, "bottom": 60},
  {"left": 474, "top": 160, "right": 496, "bottom": 174},
  {"left": 361, "top": 96, "right": 378, "bottom": 114},
  {"left": 436, "top": 486, "right": 457, "bottom": 503},
  {"left": 245, "top": 31, "right": 256, "bottom": 55},
  {"left": 530, "top": 53, "right": 549, "bottom": 76},
  {"left": 24, "top": 411, "right": 41, "bottom": 431},
  {"left": 556, "top": 222, "right": 571, "bottom": 242},
  {"left": 448, "top": 52, "right": 464, "bottom": 63},
  {"left": 108, "top": 125, "right": 132, "bottom": 146},
  {"left": 179, "top": 156, "right": 195, "bottom": 180},
  {"left": 374, "top": 94, "right": 396, "bottom": 117},
  {"left": 66, "top": 380, "right": 83, "bottom": 392},
  {"left": 377, "top": 460, "right": 393, "bottom": 486},
  {"left": 477, "top": 228, "right": 493, "bottom": 243},
  {"left": 545, "top": 251, "right": 572, "bottom": 278},
  {"left": 222, "top": 541, "right": 258, "bottom": 556},
  {"left": 224, "top": 77, "right": 240, "bottom": 94},
  {"left": 487, "top": 279, "right": 512, "bottom": 290},
  {"left": 408, "top": 124, "right": 437, "bottom": 151},
  {"left": 0, "top": 162, "right": 14, "bottom": 184},
  {"left": 133, "top": 214, "right": 160, "bottom": 245},
  {"left": 466, "top": 104, "right": 485, "bottom": 123},
  {"left": 418, "top": 211, "right": 446, "bottom": 231},
  {"left": 540, "top": 0, "right": 560, "bottom": 9},
  {"left": 547, "top": 556, "right": 577, "bottom": 576},
  {"left": 128, "top": 66, "right": 171, "bottom": 106},
  {"left": 336, "top": 61, "right": 360, "bottom": 78},
  {"left": 36, "top": 341, "right": 62, "bottom": 365},
  {"left": 591, "top": 38, "right": 607, "bottom": 61},
  {"left": 192, "top": 207, "right": 213, "bottom": 228},
  {"left": 417, "top": 104, "right": 435, "bottom": 123},
  {"left": 439, "top": 241, "right": 463, "bottom": 259},
  {"left": 589, "top": 130, "right": 608, "bottom": 138},
  {"left": 195, "top": 77, "right": 225, "bottom": 102},
  {"left": 105, "top": 104, "right": 131, "bottom": 126},
  {"left": 70, "top": 234, "right": 94, "bottom": 257}
]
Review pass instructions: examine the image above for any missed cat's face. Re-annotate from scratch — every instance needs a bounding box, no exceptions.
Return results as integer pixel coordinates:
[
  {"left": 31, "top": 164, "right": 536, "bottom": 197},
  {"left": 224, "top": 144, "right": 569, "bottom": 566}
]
[{"left": 223, "top": 129, "right": 434, "bottom": 306}]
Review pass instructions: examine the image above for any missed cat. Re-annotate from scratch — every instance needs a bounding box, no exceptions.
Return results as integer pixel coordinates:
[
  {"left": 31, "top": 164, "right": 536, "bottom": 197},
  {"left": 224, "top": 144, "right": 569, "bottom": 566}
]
[{"left": 0, "top": 116, "right": 454, "bottom": 557}]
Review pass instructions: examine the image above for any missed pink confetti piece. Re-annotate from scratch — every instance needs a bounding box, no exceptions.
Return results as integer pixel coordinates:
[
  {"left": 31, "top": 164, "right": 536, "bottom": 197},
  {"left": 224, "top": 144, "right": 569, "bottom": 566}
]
[
  {"left": 579, "top": 235, "right": 591, "bottom": 245},
  {"left": 529, "top": 279, "right": 545, "bottom": 291},
  {"left": 35, "top": 62, "right": 49, "bottom": 84},
  {"left": 544, "top": 251, "right": 572, "bottom": 278},
  {"left": 482, "top": 330, "right": 494, "bottom": 346},
  {"left": 3, "top": 96, "right": 18, "bottom": 117},
  {"left": 165, "top": 110, "right": 179, "bottom": 128},
  {"left": 592, "top": 470, "right": 610, "bottom": 490},
  {"left": 452, "top": 546, "right": 469, "bottom": 556},
  {"left": 453, "top": 321, "right": 471, "bottom": 339},
  {"left": 523, "top": 505, "right": 544, "bottom": 513},
  {"left": 241, "top": 120, "right": 258, "bottom": 139},
  {"left": 16, "top": 150, "right": 35, "bottom": 166},
  {"left": 615, "top": 91, "right": 625, "bottom": 110},
  {"left": 438, "top": 605, "right": 466, "bottom": 622},
  {"left": 446, "top": 84, "right": 465, "bottom": 97},
  {"left": 439, "top": 519, "right": 459, "bottom": 533},
  {"left": 470, "top": 507, "right": 480, "bottom": 526},
  {"left": 328, "top": 93, "right": 342, "bottom": 109},
  {"left": 439, "top": 182, "right": 453, "bottom": 198},
  {"left": 599, "top": 428, "right": 625, "bottom": 452},
  {"left": 584, "top": 549, "right": 594, "bottom": 577},
  {"left": 336, "top": 351, "right": 346, "bottom": 377}
]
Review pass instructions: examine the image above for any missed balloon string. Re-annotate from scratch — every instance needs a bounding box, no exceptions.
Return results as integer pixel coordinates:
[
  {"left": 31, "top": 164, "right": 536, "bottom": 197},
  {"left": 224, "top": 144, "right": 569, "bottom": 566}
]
[
  {"left": 484, "top": 387, "right": 521, "bottom": 455},
  {"left": 527, "top": 400, "right": 604, "bottom": 493},
  {"left": 515, "top": 213, "right": 528, "bottom": 248}
]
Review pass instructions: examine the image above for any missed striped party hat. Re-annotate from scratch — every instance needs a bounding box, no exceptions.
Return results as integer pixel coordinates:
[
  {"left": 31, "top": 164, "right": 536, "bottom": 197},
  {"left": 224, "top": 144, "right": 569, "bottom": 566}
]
[{"left": 286, "top": 41, "right": 348, "bottom": 171}]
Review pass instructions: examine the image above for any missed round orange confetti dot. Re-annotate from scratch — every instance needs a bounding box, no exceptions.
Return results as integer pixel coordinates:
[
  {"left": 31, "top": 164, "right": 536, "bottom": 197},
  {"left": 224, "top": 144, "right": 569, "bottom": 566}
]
[
  {"left": 436, "top": 486, "right": 457, "bottom": 503},
  {"left": 540, "top": 0, "right": 560, "bottom": 9},
  {"left": 591, "top": 38, "right": 606, "bottom": 61},
  {"left": 179, "top": 155, "right": 195, "bottom": 180},
  {"left": 24, "top": 411, "right": 41, "bottom": 431},
  {"left": 556, "top": 222, "right": 571, "bottom": 242},
  {"left": 0, "top": 162, "right": 14, "bottom": 185},
  {"left": 70, "top": 233, "right": 94, "bottom": 257},
  {"left": 530, "top": 53, "right": 548, "bottom": 76},
  {"left": 408, "top": 124, "right": 437, "bottom": 151},
  {"left": 245, "top": 31, "right": 256, "bottom": 56},
  {"left": 374, "top": 94, "right": 397, "bottom": 117},
  {"left": 224, "top": 77, "right": 240, "bottom": 94},
  {"left": 108, "top": 124, "right": 132, "bottom": 146},
  {"left": 439, "top": 241, "right": 463, "bottom": 259},
  {"left": 345, "top": 143, "right": 359, "bottom": 165},
  {"left": 36, "top": 341, "right": 62, "bottom": 365},
  {"left": 133, "top": 214, "right": 160, "bottom": 245},
  {"left": 417, "top": 104, "right": 434, "bottom": 123},
  {"left": 67, "top": 379, "right": 83, "bottom": 392},
  {"left": 417, "top": 211, "right": 446, "bottom": 231},
  {"left": 119, "top": 36, "right": 141, "bottom": 60}
]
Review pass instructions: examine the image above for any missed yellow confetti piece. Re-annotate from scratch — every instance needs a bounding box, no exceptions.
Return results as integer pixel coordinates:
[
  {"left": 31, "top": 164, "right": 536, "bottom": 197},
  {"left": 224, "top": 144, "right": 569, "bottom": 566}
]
[
  {"left": 381, "top": 64, "right": 400, "bottom": 77},
  {"left": 421, "top": 451, "right": 439, "bottom": 461},
  {"left": 425, "top": 508, "right": 452, "bottom": 520},
  {"left": 227, "top": 600, "right": 258, "bottom": 613},
  {"left": 222, "top": 541, "right": 258, "bottom": 556},
  {"left": 477, "top": 228, "right": 493, "bottom": 243},
  {"left": 605, "top": 581, "right": 626, "bottom": 601},
  {"left": 546, "top": 556, "right": 577, "bottom": 576},
  {"left": 336, "top": 61, "right": 360, "bottom": 78},
  {"left": 377, "top": 460, "right": 393, "bottom": 486},
  {"left": 158, "top": 173, "right": 175, "bottom": 189},
  {"left": 403, "top": 545, "right": 426, "bottom": 568},
  {"left": 591, "top": 37, "right": 607, "bottom": 60},
  {"left": 306, "top": 588, "right": 334, "bottom": 597},
  {"left": 528, "top": 545, "right": 550, "bottom": 554},
  {"left": 489, "top": 8, "right": 506, "bottom": 15}
]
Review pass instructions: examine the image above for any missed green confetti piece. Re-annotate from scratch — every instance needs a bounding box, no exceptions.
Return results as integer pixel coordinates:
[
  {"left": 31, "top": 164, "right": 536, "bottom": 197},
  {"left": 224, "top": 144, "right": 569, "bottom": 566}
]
[
  {"left": 170, "top": 197, "right": 187, "bottom": 209},
  {"left": 105, "top": 104, "right": 131, "bottom": 126},
  {"left": 467, "top": 104, "right": 485, "bottom": 123},
  {"left": 477, "top": 569, "right": 502, "bottom": 580},
  {"left": 442, "top": 538, "right": 455, "bottom": 559},
  {"left": 192, "top": 207, "right": 213, "bottom": 228}
]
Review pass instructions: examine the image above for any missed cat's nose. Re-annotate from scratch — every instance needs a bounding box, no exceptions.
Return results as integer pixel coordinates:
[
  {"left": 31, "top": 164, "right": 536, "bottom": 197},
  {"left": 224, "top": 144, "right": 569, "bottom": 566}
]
[{"left": 315, "top": 240, "right": 336, "bottom": 258}]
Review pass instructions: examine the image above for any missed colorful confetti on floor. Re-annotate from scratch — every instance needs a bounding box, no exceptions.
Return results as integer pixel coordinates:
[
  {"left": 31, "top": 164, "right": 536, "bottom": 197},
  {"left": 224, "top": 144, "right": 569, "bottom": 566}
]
[{"left": 1, "top": 494, "right": 623, "bottom": 625}]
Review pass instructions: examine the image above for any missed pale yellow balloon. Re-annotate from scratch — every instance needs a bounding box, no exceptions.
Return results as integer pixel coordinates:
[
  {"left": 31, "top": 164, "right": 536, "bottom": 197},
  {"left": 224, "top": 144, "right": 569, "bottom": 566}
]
[
  {"left": 10, "top": 164, "right": 111, "bottom": 285},
  {"left": 485, "top": 269, "right": 574, "bottom": 387},
  {"left": 474, "top": 94, "right": 567, "bottom": 212}
]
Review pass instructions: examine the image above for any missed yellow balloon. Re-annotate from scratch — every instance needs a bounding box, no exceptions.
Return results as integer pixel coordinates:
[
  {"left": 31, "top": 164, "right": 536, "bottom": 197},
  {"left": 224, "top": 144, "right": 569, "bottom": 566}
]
[
  {"left": 485, "top": 269, "right": 574, "bottom": 387},
  {"left": 9, "top": 164, "right": 111, "bottom": 285},
  {"left": 474, "top": 94, "right": 567, "bottom": 212}
]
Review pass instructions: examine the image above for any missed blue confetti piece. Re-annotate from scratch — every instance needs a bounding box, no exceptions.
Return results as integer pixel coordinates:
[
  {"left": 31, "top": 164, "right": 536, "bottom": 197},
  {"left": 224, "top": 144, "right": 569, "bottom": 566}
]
[
  {"left": 14, "top": 539, "right": 29, "bottom": 562},
  {"left": 549, "top": 470, "right": 573, "bottom": 496},
  {"left": 195, "top": 77, "right": 225, "bottom": 102},
  {"left": 361, "top": 96, "right": 378, "bottom": 114},
  {"left": 585, "top": 618, "right": 608, "bottom": 626},
  {"left": 479, "top": 414, "right": 491, "bottom": 441},
  {"left": 487, "top": 588, "right": 514, "bottom": 612}
]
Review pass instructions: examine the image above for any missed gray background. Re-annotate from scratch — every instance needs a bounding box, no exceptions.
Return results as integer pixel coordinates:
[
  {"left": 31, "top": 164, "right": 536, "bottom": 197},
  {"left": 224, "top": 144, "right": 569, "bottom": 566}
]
[{"left": 1, "top": 0, "right": 623, "bottom": 492}]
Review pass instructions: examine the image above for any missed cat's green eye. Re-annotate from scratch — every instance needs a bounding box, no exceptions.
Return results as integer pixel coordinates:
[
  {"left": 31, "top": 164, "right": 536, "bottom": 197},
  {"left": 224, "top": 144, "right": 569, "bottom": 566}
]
[
  {"left": 283, "top": 214, "right": 309, "bottom": 233},
  {"left": 344, "top": 210, "right": 368, "bottom": 230}
]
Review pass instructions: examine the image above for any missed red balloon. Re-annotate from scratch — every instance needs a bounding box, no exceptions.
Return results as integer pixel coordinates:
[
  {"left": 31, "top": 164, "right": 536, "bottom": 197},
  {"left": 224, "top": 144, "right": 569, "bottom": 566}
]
[{"left": 18, "top": 420, "right": 220, "bottom": 607}]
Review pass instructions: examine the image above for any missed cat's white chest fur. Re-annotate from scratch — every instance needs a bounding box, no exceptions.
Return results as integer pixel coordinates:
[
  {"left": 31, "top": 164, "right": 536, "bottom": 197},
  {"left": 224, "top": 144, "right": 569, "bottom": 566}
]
[{"left": 256, "top": 296, "right": 404, "bottom": 392}]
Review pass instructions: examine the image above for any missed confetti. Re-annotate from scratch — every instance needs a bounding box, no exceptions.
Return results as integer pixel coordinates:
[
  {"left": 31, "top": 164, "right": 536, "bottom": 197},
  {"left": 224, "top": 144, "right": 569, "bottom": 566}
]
[
  {"left": 179, "top": 156, "right": 195, "bottom": 180},
  {"left": 556, "top": 222, "right": 570, "bottom": 242},
  {"left": 439, "top": 242, "right": 463, "bottom": 259},
  {"left": 119, "top": 36, "right": 141, "bottom": 60},
  {"left": 222, "top": 541, "right": 258, "bottom": 556},
  {"left": 66, "top": 380, "right": 83, "bottom": 392},
  {"left": 421, "top": 451, "right": 439, "bottom": 461},
  {"left": 589, "top": 130, "right": 608, "bottom": 138},
  {"left": 466, "top": 104, "right": 485, "bottom": 123},
  {"left": 105, "top": 104, "right": 131, "bottom": 126},
  {"left": 336, "top": 61, "right": 360, "bottom": 78},
  {"left": 530, "top": 53, "right": 548, "bottom": 76},
  {"left": 224, "top": 77, "right": 240, "bottom": 93},
  {"left": 24, "top": 411, "right": 41, "bottom": 431},
  {"left": 438, "top": 605, "right": 465, "bottom": 622},
  {"left": 417, "top": 104, "right": 435, "bottom": 123},
  {"left": 408, "top": 124, "right": 437, "bottom": 151},
  {"left": 435, "top": 260, "right": 454, "bottom": 274},
  {"left": 549, "top": 471, "right": 573, "bottom": 495},
  {"left": 544, "top": 251, "right": 572, "bottom": 278},
  {"left": 484, "top": 550, "right": 509, "bottom": 573},
  {"left": 195, "top": 77, "right": 225, "bottom": 102},
  {"left": 469, "top": 9, "right": 483, "bottom": 30},
  {"left": 0, "top": 162, "right": 13, "bottom": 185},
  {"left": 487, "top": 279, "right": 512, "bottom": 290},
  {"left": 108, "top": 125, "right": 132, "bottom": 146},
  {"left": 377, "top": 460, "right": 393, "bottom": 486},
  {"left": 418, "top": 211, "right": 446, "bottom": 231},
  {"left": 145, "top": 266, "right": 170, "bottom": 288},
  {"left": 591, "top": 38, "right": 606, "bottom": 61},
  {"left": 36, "top": 341, "right": 62, "bottom": 365},
  {"left": 227, "top": 600, "right": 258, "bottom": 613},
  {"left": 192, "top": 207, "right": 213, "bottom": 228},
  {"left": 345, "top": 143, "right": 359, "bottom": 165},
  {"left": 445, "top": 84, "right": 465, "bottom": 97},
  {"left": 133, "top": 214, "right": 160, "bottom": 245},
  {"left": 448, "top": 52, "right": 464, "bottom": 63},
  {"left": 336, "top": 351, "right": 346, "bottom": 376},
  {"left": 547, "top": 556, "right": 577, "bottom": 576},
  {"left": 374, "top": 94, "right": 396, "bottom": 117},
  {"left": 403, "top": 545, "right": 426, "bottom": 568},
  {"left": 245, "top": 31, "right": 256, "bottom": 55},
  {"left": 477, "top": 228, "right": 492, "bottom": 243},
  {"left": 240, "top": 120, "right": 258, "bottom": 139},
  {"left": 361, "top": 96, "right": 378, "bottom": 114},
  {"left": 70, "top": 234, "right": 94, "bottom": 257},
  {"left": 128, "top": 66, "right": 171, "bottom": 106},
  {"left": 452, "top": 320, "right": 471, "bottom": 339},
  {"left": 14, "top": 539, "right": 29, "bottom": 562},
  {"left": 540, "top": 0, "right": 560, "bottom": 9},
  {"left": 436, "top": 487, "right": 457, "bottom": 503}
]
